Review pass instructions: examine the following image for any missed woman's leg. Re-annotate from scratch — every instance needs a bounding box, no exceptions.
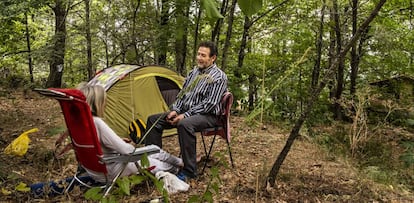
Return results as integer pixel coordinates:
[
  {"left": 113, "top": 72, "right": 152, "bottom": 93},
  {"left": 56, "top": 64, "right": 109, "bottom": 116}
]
[{"left": 149, "top": 149, "right": 183, "bottom": 168}]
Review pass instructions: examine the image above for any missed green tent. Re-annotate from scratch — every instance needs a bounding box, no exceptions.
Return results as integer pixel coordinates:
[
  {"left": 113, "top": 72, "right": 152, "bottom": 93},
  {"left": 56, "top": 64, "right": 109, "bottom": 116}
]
[{"left": 88, "top": 64, "right": 184, "bottom": 137}]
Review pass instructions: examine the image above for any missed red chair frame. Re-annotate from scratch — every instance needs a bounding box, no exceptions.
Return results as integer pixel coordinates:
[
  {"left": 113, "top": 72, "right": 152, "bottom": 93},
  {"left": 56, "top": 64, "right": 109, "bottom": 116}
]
[
  {"left": 200, "top": 91, "right": 235, "bottom": 173},
  {"left": 35, "top": 88, "right": 159, "bottom": 197}
]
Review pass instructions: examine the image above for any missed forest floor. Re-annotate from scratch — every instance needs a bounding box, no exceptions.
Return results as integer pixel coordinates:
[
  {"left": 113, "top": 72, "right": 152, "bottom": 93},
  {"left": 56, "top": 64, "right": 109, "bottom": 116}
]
[{"left": 0, "top": 88, "right": 413, "bottom": 202}]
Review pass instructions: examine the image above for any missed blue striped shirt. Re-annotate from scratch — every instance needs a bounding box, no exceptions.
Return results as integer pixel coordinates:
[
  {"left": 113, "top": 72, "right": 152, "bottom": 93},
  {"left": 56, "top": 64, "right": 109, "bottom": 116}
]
[{"left": 172, "top": 64, "right": 228, "bottom": 118}]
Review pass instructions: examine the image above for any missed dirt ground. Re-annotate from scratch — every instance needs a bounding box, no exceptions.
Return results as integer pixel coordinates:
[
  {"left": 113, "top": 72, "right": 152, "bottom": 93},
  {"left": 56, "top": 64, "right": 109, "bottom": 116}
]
[{"left": 0, "top": 88, "right": 413, "bottom": 202}]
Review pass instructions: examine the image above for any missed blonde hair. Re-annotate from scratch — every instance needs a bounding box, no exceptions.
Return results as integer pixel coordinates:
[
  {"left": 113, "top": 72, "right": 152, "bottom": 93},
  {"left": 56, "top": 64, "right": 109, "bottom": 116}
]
[{"left": 79, "top": 85, "right": 106, "bottom": 117}]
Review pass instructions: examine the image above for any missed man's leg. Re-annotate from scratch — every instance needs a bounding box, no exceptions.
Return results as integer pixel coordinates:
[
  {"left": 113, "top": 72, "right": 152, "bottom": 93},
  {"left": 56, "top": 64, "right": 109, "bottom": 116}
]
[
  {"left": 144, "top": 112, "right": 173, "bottom": 147},
  {"left": 177, "top": 114, "right": 217, "bottom": 178}
]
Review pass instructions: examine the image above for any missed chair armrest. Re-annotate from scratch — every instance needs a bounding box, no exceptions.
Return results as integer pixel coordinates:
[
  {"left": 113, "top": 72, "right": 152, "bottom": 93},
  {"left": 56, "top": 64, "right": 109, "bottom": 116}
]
[{"left": 100, "top": 145, "right": 161, "bottom": 163}]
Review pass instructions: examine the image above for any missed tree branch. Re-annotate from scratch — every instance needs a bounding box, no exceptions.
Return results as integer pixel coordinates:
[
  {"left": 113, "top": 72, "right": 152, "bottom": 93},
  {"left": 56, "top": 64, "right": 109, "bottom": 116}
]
[{"left": 2, "top": 50, "right": 30, "bottom": 58}]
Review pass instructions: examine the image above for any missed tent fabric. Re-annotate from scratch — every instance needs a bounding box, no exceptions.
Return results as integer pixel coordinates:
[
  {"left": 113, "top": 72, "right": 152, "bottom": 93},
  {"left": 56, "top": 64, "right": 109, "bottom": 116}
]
[{"left": 88, "top": 64, "right": 184, "bottom": 138}]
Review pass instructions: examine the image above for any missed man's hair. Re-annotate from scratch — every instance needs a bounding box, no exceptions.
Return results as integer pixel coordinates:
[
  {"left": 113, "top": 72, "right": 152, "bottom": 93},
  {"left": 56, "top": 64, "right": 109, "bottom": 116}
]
[{"left": 198, "top": 41, "right": 218, "bottom": 57}]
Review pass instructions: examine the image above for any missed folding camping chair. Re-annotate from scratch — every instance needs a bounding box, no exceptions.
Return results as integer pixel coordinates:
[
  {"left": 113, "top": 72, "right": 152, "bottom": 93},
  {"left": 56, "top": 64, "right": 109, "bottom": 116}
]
[
  {"left": 200, "top": 91, "right": 235, "bottom": 173},
  {"left": 35, "top": 88, "right": 160, "bottom": 197}
]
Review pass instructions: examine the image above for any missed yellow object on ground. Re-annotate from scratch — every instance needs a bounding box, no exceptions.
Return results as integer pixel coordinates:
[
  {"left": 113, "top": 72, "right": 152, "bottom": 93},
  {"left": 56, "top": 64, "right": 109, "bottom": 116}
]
[{"left": 4, "top": 128, "right": 38, "bottom": 156}]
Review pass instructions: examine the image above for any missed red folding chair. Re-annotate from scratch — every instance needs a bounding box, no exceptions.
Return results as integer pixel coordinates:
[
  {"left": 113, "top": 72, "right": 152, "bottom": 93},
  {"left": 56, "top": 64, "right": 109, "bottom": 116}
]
[
  {"left": 200, "top": 91, "right": 235, "bottom": 173},
  {"left": 35, "top": 88, "right": 159, "bottom": 197}
]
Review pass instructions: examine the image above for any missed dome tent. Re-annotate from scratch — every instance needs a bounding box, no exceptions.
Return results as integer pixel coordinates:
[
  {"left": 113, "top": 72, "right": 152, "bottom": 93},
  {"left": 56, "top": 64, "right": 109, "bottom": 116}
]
[{"left": 88, "top": 64, "right": 184, "bottom": 138}]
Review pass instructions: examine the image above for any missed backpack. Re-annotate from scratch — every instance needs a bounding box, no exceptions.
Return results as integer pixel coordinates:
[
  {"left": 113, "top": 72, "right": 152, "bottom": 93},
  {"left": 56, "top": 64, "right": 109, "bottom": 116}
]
[{"left": 128, "top": 118, "right": 146, "bottom": 144}]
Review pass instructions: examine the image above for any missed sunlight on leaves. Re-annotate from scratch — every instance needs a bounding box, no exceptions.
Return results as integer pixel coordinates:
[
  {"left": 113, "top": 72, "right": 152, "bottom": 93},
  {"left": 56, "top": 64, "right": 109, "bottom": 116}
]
[
  {"left": 1, "top": 188, "right": 11, "bottom": 195},
  {"left": 15, "top": 182, "right": 30, "bottom": 192}
]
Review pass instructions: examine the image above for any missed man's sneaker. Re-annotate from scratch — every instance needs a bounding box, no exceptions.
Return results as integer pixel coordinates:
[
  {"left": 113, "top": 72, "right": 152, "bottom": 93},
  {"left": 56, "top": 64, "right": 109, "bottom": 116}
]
[{"left": 176, "top": 171, "right": 188, "bottom": 182}]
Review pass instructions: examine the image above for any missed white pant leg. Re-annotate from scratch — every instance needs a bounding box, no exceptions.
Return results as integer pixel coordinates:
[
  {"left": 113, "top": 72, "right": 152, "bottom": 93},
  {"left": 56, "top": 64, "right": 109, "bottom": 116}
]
[{"left": 149, "top": 149, "right": 183, "bottom": 167}]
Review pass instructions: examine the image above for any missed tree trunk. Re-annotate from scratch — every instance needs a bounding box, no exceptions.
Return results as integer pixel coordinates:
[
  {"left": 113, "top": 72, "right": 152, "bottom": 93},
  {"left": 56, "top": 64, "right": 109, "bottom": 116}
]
[
  {"left": 311, "top": 1, "right": 326, "bottom": 88},
  {"left": 157, "top": 0, "right": 170, "bottom": 65},
  {"left": 85, "top": 0, "right": 94, "bottom": 80},
  {"left": 46, "top": 0, "right": 67, "bottom": 88},
  {"left": 236, "top": 16, "right": 251, "bottom": 78},
  {"left": 192, "top": 2, "right": 202, "bottom": 67},
  {"left": 211, "top": 0, "right": 228, "bottom": 44},
  {"left": 24, "top": 12, "right": 34, "bottom": 84},
  {"left": 333, "top": 0, "right": 345, "bottom": 120},
  {"left": 266, "top": 0, "right": 387, "bottom": 188},
  {"left": 174, "top": 0, "right": 190, "bottom": 75},
  {"left": 132, "top": 0, "right": 142, "bottom": 64},
  {"left": 350, "top": 0, "right": 358, "bottom": 96},
  {"left": 350, "top": 0, "right": 370, "bottom": 96},
  {"left": 328, "top": 6, "right": 336, "bottom": 100},
  {"left": 221, "top": 0, "right": 237, "bottom": 71},
  {"left": 248, "top": 74, "right": 255, "bottom": 111}
]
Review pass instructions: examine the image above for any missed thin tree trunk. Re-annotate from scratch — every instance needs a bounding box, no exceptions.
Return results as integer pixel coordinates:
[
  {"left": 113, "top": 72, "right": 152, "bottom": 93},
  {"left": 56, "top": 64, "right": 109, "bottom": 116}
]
[
  {"left": 350, "top": 0, "right": 358, "bottom": 96},
  {"left": 221, "top": 0, "right": 237, "bottom": 71},
  {"left": 132, "top": 0, "right": 141, "bottom": 64},
  {"left": 174, "top": 0, "right": 190, "bottom": 75},
  {"left": 328, "top": 6, "right": 336, "bottom": 100},
  {"left": 103, "top": 36, "right": 109, "bottom": 68},
  {"left": 333, "top": 0, "right": 345, "bottom": 120},
  {"left": 157, "top": 0, "right": 170, "bottom": 65},
  {"left": 85, "top": 0, "right": 94, "bottom": 80},
  {"left": 311, "top": 1, "right": 326, "bottom": 88},
  {"left": 248, "top": 74, "right": 256, "bottom": 111},
  {"left": 350, "top": 0, "right": 370, "bottom": 96},
  {"left": 192, "top": 2, "right": 202, "bottom": 67},
  {"left": 46, "top": 0, "right": 67, "bottom": 88},
  {"left": 236, "top": 16, "right": 251, "bottom": 78},
  {"left": 266, "top": 0, "right": 387, "bottom": 188},
  {"left": 211, "top": 0, "right": 228, "bottom": 44},
  {"left": 24, "top": 12, "right": 34, "bottom": 84}
]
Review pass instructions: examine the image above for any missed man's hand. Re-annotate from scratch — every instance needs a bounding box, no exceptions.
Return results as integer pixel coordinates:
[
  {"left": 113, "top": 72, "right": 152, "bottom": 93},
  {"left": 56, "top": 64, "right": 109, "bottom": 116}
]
[
  {"left": 166, "top": 111, "right": 178, "bottom": 121},
  {"left": 167, "top": 113, "right": 184, "bottom": 125}
]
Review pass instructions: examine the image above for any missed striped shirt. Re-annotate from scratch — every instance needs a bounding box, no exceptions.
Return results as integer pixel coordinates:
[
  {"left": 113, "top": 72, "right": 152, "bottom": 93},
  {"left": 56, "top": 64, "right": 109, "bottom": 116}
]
[{"left": 172, "top": 64, "right": 228, "bottom": 118}]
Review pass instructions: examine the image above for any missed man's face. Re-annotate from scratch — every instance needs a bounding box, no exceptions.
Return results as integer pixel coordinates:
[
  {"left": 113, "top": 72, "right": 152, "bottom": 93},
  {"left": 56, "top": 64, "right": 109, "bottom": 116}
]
[{"left": 196, "top": 46, "right": 216, "bottom": 69}]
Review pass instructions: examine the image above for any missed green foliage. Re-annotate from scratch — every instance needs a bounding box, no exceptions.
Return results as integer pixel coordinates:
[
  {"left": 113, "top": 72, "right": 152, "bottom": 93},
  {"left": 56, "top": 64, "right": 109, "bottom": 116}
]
[
  {"left": 188, "top": 151, "right": 228, "bottom": 203},
  {"left": 45, "top": 126, "right": 66, "bottom": 136},
  {"left": 200, "top": 0, "right": 223, "bottom": 21},
  {"left": 245, "top": 47, "right": 313, "bottom": 123},
  {"left": 314, "top": 119, "right": 414, "bottom": 190},
  {"left": 84, "top": 154, "right": 169, "bottom": 202},
  {"left": 399, "top": 141, "right": 414, "bottom": 168},
  {"left": 237, "top": 0, "right": 263, "bottom": 17},
  {"left": 362, "top": 166, "right": 398, "bottom": 185},
  {"left": 188, "top": 166, "right": 221, "bottom": 203},
  {"left": 84, "top": 187, "right": 104, "bottom": 201}
]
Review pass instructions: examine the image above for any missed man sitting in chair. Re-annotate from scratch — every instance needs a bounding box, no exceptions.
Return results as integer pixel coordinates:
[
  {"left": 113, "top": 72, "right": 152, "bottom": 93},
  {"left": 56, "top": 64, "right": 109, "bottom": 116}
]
[
  {"left": 144, "top": 41, "right": 228, "bottom": 181},
  {"left": 79, "top": 85, "right": 183, "bottom": 182}
]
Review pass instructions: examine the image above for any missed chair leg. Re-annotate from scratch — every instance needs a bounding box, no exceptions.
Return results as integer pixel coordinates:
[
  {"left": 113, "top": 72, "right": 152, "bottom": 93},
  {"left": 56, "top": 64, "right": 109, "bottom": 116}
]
[
  {"left": 103, "top": 163, "right": 126, "bottom": 198},
  {"left": 225, "top": 136, "right": 234, "bottom": 168},
  {"left": 201, "top": 133, "right": 208, "bottom": 158},
  {"left": 103, "top": 181, "right": 114, "bottom": 198},
  {"left": 65, "top": 176, "right": 77, "bottom": 193},
  {"left": 65, "top": 166, "right": 85, "bottom": 193},
  {"left": 201, "top": 135, "right": 217, "bottom": 174}
]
